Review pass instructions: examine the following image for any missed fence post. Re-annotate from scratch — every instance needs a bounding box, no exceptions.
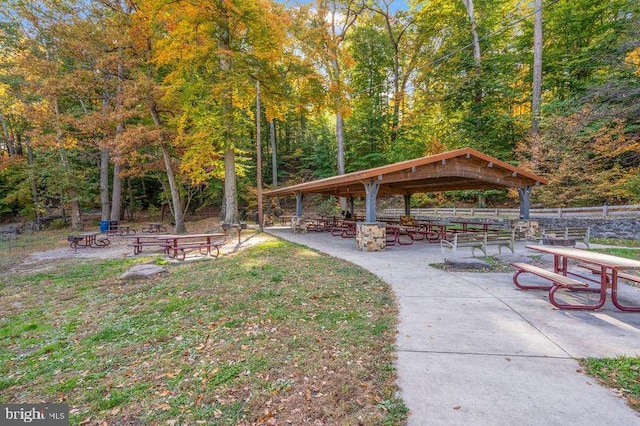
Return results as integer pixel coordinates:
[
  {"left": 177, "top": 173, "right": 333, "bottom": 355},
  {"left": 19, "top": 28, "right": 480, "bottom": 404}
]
[
  {"left": 557, "top": 208, "right": 562, "bottom": 218},
  {"left": 603, "top": 203, "right": 608, "bottom": 217}
]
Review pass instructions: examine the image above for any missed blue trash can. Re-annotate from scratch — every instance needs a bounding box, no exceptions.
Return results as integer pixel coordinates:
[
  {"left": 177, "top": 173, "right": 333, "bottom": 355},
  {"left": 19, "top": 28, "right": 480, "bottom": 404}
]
[{"left": 100, "top": 220, "right": 109, "bottom": 233}]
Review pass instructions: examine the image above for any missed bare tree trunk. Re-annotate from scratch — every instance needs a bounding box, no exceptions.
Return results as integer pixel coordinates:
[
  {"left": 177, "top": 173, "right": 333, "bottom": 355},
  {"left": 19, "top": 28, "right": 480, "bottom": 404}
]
[
  {"left": 160, "top": 142, "right": 186, "bottom": 233},
  {"left": 25, "top": 138, "right": 42, "bottom": 229},
  {"left": 100, "top": 148, "right": 110, "bottom": 221},
  {"left": 110, "top": 60, "right": 125, "bottom": 223},
  {"left": 220, "top": 20, "right": 238, "bottom": 224},
  {"left": 0, "top": 112, "right": 15, "bottom": 156},
  {"left": 462, "top": 0, "right": 481, "bottom": 69},
  {"left": 330, "top": 54, "right": 347, "bottom": 209},
  {"left": 462, "top": 0, "right": 483, "bottom": 126},
  {"left": 145, "top": 38, "right": 186, "bottom": 233},
  {"left": 54, "top": 99, "right": 82, "bottom": 230},
  {"left": 531, "top": 0, "right": 543, "bottom": 136},
  {"left": 127, "top": 177, "right": 134, "bottom": 220},
  {"left": 100, "top": 88, "right": 111, "bottom": 222},
  {"left": 110, "top": 137, "right": 123, "bottom": 222},
  {"left": 270, "top": 119, "right": 279, "bottom": 209},
  {"left": 256, "top": 81, "right": 263, "bottom": 231}
]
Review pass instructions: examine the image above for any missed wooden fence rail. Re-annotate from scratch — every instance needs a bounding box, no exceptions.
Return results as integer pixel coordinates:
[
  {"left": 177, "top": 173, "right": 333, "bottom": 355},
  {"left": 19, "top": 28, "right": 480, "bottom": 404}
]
[{"left": 382, "top": 204, "right": 640, "bottom": 218}]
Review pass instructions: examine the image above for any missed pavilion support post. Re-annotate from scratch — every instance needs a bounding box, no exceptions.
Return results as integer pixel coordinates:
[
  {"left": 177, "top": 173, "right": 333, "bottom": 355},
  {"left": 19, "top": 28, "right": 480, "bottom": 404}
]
[
  {"left": 518, "top": 185, "right": 533, "bottom": 219},
  {"left": 364, "top": 180, "right": 380, "bottom": 223},
  {"left": 295, "top": 192, "right": 304, "bottom": 218},
  {"left": 348, "top": 197, "right": 355, "bottom": 215},
  {"left": 403, "top": 193, "right": 412, "bottom": 216}
]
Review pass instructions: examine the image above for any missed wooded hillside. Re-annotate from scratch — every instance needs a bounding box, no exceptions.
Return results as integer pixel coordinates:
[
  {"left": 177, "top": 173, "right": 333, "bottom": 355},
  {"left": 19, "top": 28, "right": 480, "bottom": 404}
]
[{"left": 1, "top": 0, "right": 638, "bottom": 230}]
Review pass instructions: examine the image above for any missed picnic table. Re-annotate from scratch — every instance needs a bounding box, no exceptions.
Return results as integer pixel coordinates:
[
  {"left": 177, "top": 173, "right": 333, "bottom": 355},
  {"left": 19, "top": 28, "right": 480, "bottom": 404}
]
[
  {"left": 512, "top": 245, "right": 640, "bottom": 311},
  {"left": 415, "top": 221, "right": 448, "bottom": 242},
  {"left": 162, "top": 233, "right": 227, "bottom": 261},
  {"left": 106, "top": 224, "right": 135, "bottom": 237},
  {"left": 68, "top": 232, "right": 110, "bottom": 250},
  {"left": 385, "top": 225, "right": 415, "bottom": 246},
  {"left": 123, "top": 234, "right": 171, "bottom": 255},
  {"left": 330, "top": 220, "right": 356, "bottom": 238}
]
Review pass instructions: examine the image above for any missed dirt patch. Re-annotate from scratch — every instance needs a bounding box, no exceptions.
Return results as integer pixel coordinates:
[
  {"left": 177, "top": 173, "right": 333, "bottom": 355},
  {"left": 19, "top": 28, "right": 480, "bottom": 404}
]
[{"left": 13, "top": 228, "right": 269, "bottom": 274}]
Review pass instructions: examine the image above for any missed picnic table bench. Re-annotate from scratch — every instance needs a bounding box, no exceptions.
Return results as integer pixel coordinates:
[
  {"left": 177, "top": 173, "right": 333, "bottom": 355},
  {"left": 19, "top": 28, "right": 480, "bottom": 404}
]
[
  {"left": 440, "top": 229, "right": 514, "bottom": 258},
  {"left": 162, "top": 233, "right": 227, "bottom": 261},
  {"left": 541, "top": 227, "right": 590, "bottom": 248},
  {"left": 512, "top": 245, "right": 640, "bottom": 311},
  {"left": 124, "top": 235, "right": 171, "bottom": 255},
  {"left": 330, "top": 220, "right": 356, "bottom": 238},
  {"left": 385, "top": 225, "right": 415, "bottom": 246},
  {"left": 106, "top": 224, "right": 136, "bottom": 237},
  {"left": 67, "top": 232, "right": 110, "bottom": 251}
]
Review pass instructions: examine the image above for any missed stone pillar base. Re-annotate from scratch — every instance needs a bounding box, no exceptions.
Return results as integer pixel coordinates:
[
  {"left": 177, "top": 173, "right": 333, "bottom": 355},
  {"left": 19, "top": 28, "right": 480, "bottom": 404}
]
[
  {"left": 356, "top": 222, "right": 386, "bottom": 252},
  {"left": 291, "top": 217, "right": 307, "bottom": 234},
  {"left": 512, "top": 220, "right": 539, "bottom": 241}
]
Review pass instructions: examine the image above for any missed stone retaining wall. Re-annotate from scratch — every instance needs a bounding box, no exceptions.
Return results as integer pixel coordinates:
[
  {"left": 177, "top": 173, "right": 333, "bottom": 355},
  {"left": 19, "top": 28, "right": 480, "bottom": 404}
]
[
  {"left": 531, "top": 218, "right": 640, "bottom": 240},
  {"left": 414, "top": 216, "right": 640, "bottom": 240}
]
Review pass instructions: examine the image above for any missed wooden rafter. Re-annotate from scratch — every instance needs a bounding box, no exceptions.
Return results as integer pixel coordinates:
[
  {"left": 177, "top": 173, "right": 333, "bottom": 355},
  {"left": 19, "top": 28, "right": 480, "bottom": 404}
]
[{"left": 264, "top": 147, "right": 546, "bottom": 198}]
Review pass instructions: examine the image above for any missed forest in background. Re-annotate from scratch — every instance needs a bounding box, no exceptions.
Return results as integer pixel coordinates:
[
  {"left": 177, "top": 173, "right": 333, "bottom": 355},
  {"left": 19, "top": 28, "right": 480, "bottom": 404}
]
[{"left": 0, "top": 0, "right": 639, "bottom": 231}]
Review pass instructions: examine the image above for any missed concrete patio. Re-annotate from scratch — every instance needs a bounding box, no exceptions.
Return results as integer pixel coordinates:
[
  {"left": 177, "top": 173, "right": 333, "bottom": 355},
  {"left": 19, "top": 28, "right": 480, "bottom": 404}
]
[{"left": 266, "top": 226, "right": 640, "bottom": 425}]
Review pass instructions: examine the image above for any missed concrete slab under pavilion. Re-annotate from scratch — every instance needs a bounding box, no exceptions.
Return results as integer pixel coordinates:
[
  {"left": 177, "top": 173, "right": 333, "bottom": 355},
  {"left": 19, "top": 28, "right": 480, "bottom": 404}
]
[{"left": 264, "top": 147, "right": 547, "bottom": 222}]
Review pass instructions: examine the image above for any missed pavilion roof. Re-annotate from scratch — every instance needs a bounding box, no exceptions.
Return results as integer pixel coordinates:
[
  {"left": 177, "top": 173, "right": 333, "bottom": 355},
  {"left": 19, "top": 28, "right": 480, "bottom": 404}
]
[{"left": 264, "top": 147, "right": 547, "bottom": 198}]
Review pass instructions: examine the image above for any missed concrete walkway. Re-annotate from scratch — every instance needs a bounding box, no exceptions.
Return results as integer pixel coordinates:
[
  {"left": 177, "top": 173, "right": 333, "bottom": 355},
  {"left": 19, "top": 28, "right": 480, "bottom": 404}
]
[{"left": 266, "top": 227, "right": 640, "bottom": 425}]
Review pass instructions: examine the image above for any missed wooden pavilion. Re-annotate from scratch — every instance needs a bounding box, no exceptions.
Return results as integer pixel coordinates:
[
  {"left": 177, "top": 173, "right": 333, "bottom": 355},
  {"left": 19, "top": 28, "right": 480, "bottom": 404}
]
[{"left": 263, "top": 147, "right": 547, "bottom": 221}]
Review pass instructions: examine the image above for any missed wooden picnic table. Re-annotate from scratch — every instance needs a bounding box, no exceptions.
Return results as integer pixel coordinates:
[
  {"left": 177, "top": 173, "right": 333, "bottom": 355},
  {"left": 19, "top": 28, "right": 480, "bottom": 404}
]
[
  {"left": 123, "top": 234, "right": 171, "bottom": 255},
  {"left": 518, "top": 245, "right": 640, "bottom": 311},
  {"left": 106, "top": 224, "right": 135, "bottom": 236},
  {"left": 415, "top": 221, "right": 448, "bottom": 242},
  {"left": 385, "top": 225, "right": 415, "bottom": 246},
  {"left": 161, "top": 233, "right": 227, "bottom": 261},
  {"left": 68, "top": 232, "right": 110, "bottom": 250}
]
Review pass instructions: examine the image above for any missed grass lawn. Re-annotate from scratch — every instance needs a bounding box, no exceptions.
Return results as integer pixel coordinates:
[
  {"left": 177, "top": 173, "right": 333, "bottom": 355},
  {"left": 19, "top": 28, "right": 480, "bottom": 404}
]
[
  {"left": 583, "top": 243, "right": 640, "bottom": 411},
  {"left": 581, "top": 357, "right": 640, "bottom": 411},
  {"left": 0, "top": 232, "right": 406, "bottom": 424},
  {"left": 591, "top": 247, "right": 640, "bottom": 261}
]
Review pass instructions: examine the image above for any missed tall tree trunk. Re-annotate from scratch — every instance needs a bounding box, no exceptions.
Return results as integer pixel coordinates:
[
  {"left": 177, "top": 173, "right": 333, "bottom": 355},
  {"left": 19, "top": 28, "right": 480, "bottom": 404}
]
[
  {"left": 100, "top": 88, "right": 111, "bottom": 222},
  {"left": 145, "top": 38, "right": 186, "bottom": 233},
  {"left": 25, "top": 138, "right": 42, "bottom": 229},
  {"left": 54, "top": 99, "right": 82, "bottom": 230},
  {"left": 160, "top": 142, "right": 186, "bottom": 233},
  {"left": 462, "top": 0, "right": 481, "bottom": 69},
  {"left": 334, "top": 53, "right": 346, "bottom": 210},
  {"left": 256, "top": 81, "right": 263, "bottom": 231},
  {"left": 110, "top": 60, "right": 125, "bottom": 223},
  {"left": 100, "top": 148, "right": 110, "bottom": 221},
  {"left": 220, "top": 20, "right": 238, "bottom": 224},
  {"left": 110, "top": 135, "right": 123, "bottom": 222},
  {"left": 127, "top": 177, "right": 134, "bottom": 220},
  {"left": 270, "top": 118, "right": 279, "bottom": 209},
  {"left": 531, "top": 0, "right": 543, "bottom": 136},
  {"left": 330, "top": 57, "right": 345, "bottom": 176},
  {"left": 0, "top": 112, "right": 15, "bottom": 156},
  {"left": 462, "top": 0, "right": 483, "bottom": 127}
]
